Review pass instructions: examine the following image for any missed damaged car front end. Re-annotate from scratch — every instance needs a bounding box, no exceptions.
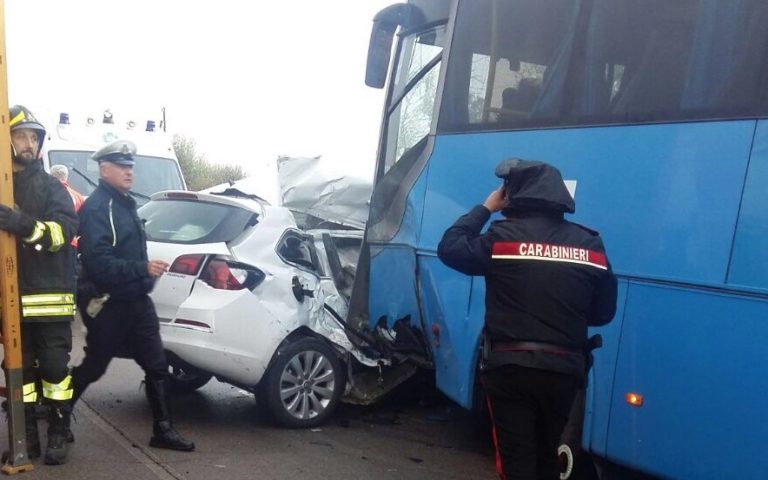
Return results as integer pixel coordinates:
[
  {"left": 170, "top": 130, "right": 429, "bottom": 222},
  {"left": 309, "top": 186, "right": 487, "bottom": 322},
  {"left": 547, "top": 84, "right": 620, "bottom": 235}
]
[{"left": 140, "top": 160, "right": 432, "bottom": 427}]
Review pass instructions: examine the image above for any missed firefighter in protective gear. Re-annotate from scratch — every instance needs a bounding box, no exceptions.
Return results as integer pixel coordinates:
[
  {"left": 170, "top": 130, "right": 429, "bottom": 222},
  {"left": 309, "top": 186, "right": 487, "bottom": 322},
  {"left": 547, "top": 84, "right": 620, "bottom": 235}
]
[
  {"left": 0, "top": 105, "right": 78, "bottom": 465},
  {"left": 438, "top": 158, "right": 617, "bottom": 480},
  {"left": 71, "top": 139, "right": 195, "bottom": 452}
]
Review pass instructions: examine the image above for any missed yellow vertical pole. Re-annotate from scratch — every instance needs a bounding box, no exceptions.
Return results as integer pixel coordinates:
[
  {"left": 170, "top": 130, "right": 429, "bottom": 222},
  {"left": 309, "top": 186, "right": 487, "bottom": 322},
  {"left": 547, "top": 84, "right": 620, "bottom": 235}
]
[{"left": 0, "top": 0, "right": 34, "bottom": 474}]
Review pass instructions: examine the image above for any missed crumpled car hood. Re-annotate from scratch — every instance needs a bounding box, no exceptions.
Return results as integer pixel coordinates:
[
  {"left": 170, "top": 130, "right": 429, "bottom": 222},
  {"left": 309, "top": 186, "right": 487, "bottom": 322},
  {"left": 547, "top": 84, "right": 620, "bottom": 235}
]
[{"left": 277, "top": 156, "right": 372, "bottom": 230}]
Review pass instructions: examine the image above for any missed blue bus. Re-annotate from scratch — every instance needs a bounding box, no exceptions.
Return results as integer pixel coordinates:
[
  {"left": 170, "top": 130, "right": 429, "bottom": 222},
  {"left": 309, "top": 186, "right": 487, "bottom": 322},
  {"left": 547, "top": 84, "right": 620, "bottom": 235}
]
[{"left": 351, "top": 1, "right": 768, "bottom": 479}]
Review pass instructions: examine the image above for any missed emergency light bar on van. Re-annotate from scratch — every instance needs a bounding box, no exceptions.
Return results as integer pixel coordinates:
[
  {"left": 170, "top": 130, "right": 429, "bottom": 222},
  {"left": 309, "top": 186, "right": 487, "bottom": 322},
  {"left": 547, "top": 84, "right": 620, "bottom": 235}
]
[{"left": 58, "top": 111, "right": 161, "bottom": 133}]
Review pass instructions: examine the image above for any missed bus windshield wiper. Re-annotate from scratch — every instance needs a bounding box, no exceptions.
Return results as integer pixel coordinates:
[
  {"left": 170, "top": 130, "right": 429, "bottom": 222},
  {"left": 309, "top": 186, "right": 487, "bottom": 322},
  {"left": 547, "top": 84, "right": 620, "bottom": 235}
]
[
  {"left": 71, "top": 166, "right": 99, "bottom": 189},
  {"left": 71, "top": 166, "right": 150, "bottom": 201}
]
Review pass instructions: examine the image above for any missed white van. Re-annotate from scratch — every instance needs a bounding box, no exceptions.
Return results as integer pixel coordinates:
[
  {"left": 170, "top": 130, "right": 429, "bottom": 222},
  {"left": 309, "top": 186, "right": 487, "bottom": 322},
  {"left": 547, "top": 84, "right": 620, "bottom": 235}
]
[{"left": 42, "top": 110, "right": 186, "bottom": 203}]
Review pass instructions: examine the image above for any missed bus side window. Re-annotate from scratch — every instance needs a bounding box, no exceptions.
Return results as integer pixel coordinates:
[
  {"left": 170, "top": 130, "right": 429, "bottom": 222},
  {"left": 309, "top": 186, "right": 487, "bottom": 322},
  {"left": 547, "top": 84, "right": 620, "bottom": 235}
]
[
  {"left": 498, "top": 78, "right": 542, "bottom": 124},
  {"left": 610, "top": 21, "right": 694, "bottom": 117}
]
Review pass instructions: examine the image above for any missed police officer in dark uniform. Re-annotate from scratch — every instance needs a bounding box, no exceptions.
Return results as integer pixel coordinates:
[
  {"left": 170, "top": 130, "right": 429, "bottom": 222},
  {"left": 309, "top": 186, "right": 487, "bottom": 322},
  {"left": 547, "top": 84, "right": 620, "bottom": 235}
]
[
  {"left": 438, "top": 158, "right": 617, "bottom": 480},
  {"left": 71, "top": 139, "right": 194, "bottom": 452},
  {"left": 0, "top": 105, "right": 78, "bottom": 465}
]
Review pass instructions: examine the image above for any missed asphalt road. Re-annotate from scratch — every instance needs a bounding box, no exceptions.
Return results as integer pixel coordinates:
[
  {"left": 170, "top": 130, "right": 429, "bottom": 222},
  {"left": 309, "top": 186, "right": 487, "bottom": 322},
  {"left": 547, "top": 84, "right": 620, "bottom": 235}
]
[{"left": 0, "top": 320, "right": 497, "bottom": 479}]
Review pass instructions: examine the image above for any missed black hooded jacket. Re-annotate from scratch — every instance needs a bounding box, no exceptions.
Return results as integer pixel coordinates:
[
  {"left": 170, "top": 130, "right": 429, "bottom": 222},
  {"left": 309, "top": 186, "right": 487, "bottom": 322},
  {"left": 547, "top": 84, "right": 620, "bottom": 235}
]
[
  {"left": 78, "top": 180, "right": 154, "bottom": 301},
  {"left": 438, "top": 160, "right": 617, "bottom": 376}
]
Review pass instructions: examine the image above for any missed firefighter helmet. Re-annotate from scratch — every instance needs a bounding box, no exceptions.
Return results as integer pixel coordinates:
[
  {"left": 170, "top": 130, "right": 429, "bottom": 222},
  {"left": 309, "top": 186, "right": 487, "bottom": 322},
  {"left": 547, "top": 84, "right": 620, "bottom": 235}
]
[{"left": 9, "top": 105, "right": 46, "bottom": 163}]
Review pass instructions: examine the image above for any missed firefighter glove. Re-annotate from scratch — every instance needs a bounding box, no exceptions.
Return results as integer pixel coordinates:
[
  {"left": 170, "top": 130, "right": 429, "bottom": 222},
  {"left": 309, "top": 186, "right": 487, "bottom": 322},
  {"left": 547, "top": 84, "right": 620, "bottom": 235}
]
[{"left": 0, "top": 204, "right": 35, "bottom": 237}]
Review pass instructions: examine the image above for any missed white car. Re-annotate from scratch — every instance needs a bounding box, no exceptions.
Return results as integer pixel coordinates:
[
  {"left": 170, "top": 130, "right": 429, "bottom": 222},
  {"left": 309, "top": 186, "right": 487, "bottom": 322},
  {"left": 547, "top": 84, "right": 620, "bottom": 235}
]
[{"left": 138, "top": 189, "right": 365, "bottom": 428}]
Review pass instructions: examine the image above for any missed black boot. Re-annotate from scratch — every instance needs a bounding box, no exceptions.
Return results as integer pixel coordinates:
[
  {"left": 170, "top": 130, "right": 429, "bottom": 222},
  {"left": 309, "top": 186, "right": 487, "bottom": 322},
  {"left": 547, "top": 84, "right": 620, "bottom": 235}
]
[
  {"left": 145, "top": 378, "right": 195, "bottom": 452},
  {"left": 63, "top": 408, "right": 75, "bottom": 444},
  {"left": 44, "top": 404, "right": 71, "bottom": 465},
  {"left": 64, "top": 388, "right": 80, "bottom": 443}
]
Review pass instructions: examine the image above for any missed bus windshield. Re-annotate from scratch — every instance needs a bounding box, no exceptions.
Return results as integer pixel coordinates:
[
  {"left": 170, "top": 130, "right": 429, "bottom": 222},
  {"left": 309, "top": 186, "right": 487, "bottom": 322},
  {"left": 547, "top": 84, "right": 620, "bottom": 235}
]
[
  {"left": 48, "top": 150, "right": 185, "bottom": 200},
  {"left": 382, "top": 24, "right": 448, "bottom": 175},
  {"left": 440, "top": 0, "right": 768, "bottom": 132}
]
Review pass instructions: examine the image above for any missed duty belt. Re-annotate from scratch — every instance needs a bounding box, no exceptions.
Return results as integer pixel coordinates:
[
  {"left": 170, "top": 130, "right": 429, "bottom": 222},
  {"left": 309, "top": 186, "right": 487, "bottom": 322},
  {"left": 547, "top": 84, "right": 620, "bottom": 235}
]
[{"left": 492, "top": 340, "right": 582, "bottom": 357}]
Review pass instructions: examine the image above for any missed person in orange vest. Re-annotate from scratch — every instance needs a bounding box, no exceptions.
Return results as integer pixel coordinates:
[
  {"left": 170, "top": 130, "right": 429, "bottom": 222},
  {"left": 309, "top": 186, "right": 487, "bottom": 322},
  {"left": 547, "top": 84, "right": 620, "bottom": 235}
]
[
  {"left": 49, "top": 165, "right": 85, "bottom": 213},
  {"left": 50, "top": 165, "right": 84, "bottom": 249}
]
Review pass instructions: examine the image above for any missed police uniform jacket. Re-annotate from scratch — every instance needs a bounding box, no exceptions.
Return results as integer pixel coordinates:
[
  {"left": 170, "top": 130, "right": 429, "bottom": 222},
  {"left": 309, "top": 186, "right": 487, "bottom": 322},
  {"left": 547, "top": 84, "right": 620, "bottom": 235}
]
[
  {"left": 12, "top": 161, "right": 79, "bottom": 322},
  {"left": 78, "top": 180, "right": 154, "bottom": 301},
  {"left": 438, "top": 162, "right": 617, "bottom": 377}
]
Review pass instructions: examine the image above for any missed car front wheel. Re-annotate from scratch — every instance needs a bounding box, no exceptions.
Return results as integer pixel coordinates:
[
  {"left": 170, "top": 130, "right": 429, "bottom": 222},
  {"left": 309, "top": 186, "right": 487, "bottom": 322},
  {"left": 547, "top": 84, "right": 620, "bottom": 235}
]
[{"left": 259, "top": 337, "right": 345, "bottom": 428}]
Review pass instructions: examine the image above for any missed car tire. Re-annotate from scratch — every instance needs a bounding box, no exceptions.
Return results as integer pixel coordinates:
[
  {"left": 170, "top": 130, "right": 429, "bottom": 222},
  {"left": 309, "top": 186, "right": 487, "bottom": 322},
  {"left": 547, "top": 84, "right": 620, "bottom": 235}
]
[
  {"left": 168, "top": 360, "right": 213, "bottom": 393},
  {"left": 259, "top": 337, "right": 345, "bottom": 428}
]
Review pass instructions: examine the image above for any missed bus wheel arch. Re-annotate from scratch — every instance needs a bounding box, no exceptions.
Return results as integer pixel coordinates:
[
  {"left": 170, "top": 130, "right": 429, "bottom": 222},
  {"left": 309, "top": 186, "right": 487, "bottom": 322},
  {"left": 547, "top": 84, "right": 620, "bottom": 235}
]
[{"left": 558, "top": 387, "right": 599, "bottom": 480}]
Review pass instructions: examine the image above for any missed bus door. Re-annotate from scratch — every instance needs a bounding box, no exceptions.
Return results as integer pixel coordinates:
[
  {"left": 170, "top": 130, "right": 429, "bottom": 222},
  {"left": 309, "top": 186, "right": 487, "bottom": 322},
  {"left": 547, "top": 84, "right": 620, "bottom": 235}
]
[{"left": 352, "top": 2, "right": 452, "bottom": 391}]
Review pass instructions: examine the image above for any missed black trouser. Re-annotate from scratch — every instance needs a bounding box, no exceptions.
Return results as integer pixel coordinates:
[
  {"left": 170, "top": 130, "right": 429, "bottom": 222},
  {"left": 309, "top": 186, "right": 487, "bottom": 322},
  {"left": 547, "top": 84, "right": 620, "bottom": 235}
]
[
  {"left": 21, "top": 322, "right": 72, "bottom": 403},
  {"left": 72, "top": 295, "right": 168, "bottom": 402},
  {"left": 482, "top": 364, "right": 579, "bottom": 480}
]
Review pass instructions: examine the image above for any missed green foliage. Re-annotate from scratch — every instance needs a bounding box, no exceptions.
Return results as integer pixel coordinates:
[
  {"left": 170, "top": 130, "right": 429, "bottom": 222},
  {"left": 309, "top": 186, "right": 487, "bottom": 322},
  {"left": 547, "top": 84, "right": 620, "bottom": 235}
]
[{"left": 173, "top": 134, "right": 246, "bottom": 191}]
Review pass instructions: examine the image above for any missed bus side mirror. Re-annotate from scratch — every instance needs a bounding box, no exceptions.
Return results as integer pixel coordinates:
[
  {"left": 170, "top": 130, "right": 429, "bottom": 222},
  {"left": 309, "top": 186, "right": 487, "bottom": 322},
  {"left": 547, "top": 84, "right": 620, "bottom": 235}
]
[
  {"left": 365, "top": 4, "right": 425, "bottom": 89},
  {"left": 365, "top": 21, "right": 397, "bottom": 89}
]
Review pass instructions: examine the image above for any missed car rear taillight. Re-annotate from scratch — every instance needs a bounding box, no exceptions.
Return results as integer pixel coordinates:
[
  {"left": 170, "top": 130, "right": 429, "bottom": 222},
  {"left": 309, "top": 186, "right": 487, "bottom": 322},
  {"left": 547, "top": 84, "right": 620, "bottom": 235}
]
[
  {"left": 200, "top": 257, "right": 265, "bottom": 291},
  {"left": 201, "top": 259, "right": 242, "bottom": 290},
  {"left": 169, "top": 254, "right": 205, "bottom": 275}
]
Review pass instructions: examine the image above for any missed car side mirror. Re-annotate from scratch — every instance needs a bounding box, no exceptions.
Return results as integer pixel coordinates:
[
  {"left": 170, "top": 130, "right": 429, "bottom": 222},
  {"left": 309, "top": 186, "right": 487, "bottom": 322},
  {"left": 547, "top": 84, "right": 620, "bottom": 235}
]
[{"left": 291, "top": 276, "right": 314, "bottom": 303}]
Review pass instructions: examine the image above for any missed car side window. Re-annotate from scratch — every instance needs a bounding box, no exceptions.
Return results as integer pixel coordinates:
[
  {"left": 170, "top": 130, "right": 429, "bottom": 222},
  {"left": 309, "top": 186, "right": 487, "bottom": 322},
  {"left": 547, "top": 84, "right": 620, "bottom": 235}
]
[{"left": 277, "top": 231, "right": 318, "bottom": 271}]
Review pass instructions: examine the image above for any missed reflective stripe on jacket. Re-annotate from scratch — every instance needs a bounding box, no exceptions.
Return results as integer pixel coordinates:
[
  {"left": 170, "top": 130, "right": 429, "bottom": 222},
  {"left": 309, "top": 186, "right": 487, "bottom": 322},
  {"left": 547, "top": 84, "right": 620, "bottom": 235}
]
[
  {"left": 438, "top": 205, "right": 617, "bottom": 376},
  {"left": 13, "top": 161, "right": 78, "bottom": 323}
]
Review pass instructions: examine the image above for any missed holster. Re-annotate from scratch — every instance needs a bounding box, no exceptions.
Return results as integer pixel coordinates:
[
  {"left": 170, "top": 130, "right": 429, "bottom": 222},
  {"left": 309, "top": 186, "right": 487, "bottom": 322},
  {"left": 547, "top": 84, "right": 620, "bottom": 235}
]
[
  {"left": 480, "top": 328, "right": 491, "bottom": 372},
  {"left": 584, "top": 334, "right": 603, "bottom": 374},
  {"left": 85, "top": 294, "right": 110, "bottom": 318}
]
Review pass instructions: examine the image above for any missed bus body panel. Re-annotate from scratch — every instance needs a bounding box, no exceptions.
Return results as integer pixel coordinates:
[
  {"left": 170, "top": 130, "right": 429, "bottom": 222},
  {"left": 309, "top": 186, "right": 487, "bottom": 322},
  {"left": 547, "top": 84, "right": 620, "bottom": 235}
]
[
  {"left": 583, "top": 280, "right": 628, "bottom": 454},
  {"left": 606, "top": 283, "right": 768, "bottom": 479},
  {"left": 368, "top": 245, "right": 422, "bottom": 330},
  {"left": 368, "top": 159, "right": 431, "bottom": 331},
  {"left": 370, "top": 121, "right": 757, "bottom": 412},
  {"left": 416, "top": 254, "right": 482, "bottom": 407},
  {"left": 365, "top": 1, "right": 768, "bottom": 476},
  {"left": 728, "top": 119, "right": 768, "bottom": 290},
  {"left": 419, "top": 122, "right": 755, "bottom": 286}
]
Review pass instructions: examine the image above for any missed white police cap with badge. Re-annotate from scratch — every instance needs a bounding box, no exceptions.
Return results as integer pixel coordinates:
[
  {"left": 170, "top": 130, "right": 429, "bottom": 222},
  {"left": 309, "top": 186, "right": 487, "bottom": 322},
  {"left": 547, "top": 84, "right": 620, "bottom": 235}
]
[{"left": 91, "top": 139, "right": 137, "bottom": 166}]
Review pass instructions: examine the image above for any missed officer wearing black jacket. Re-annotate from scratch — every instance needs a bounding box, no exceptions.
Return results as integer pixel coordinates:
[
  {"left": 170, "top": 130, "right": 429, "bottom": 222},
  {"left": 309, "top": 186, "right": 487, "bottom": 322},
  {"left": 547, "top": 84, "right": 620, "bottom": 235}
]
[
  {"left": 0, "top": 105, "right": 78, "bottom": 465},
  {"left": 438, "top": 159, "right": 617, "bottom": 480},
  {"left": 71, "top": 139, "right": 194, "bottom": 452}
]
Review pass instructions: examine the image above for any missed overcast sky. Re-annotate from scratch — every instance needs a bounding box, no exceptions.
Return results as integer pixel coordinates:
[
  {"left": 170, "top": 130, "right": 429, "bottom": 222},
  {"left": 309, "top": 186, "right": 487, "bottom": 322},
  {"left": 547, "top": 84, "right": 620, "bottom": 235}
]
[{"left": 6, "top": 0, "right": 393, "bottom": 180}]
